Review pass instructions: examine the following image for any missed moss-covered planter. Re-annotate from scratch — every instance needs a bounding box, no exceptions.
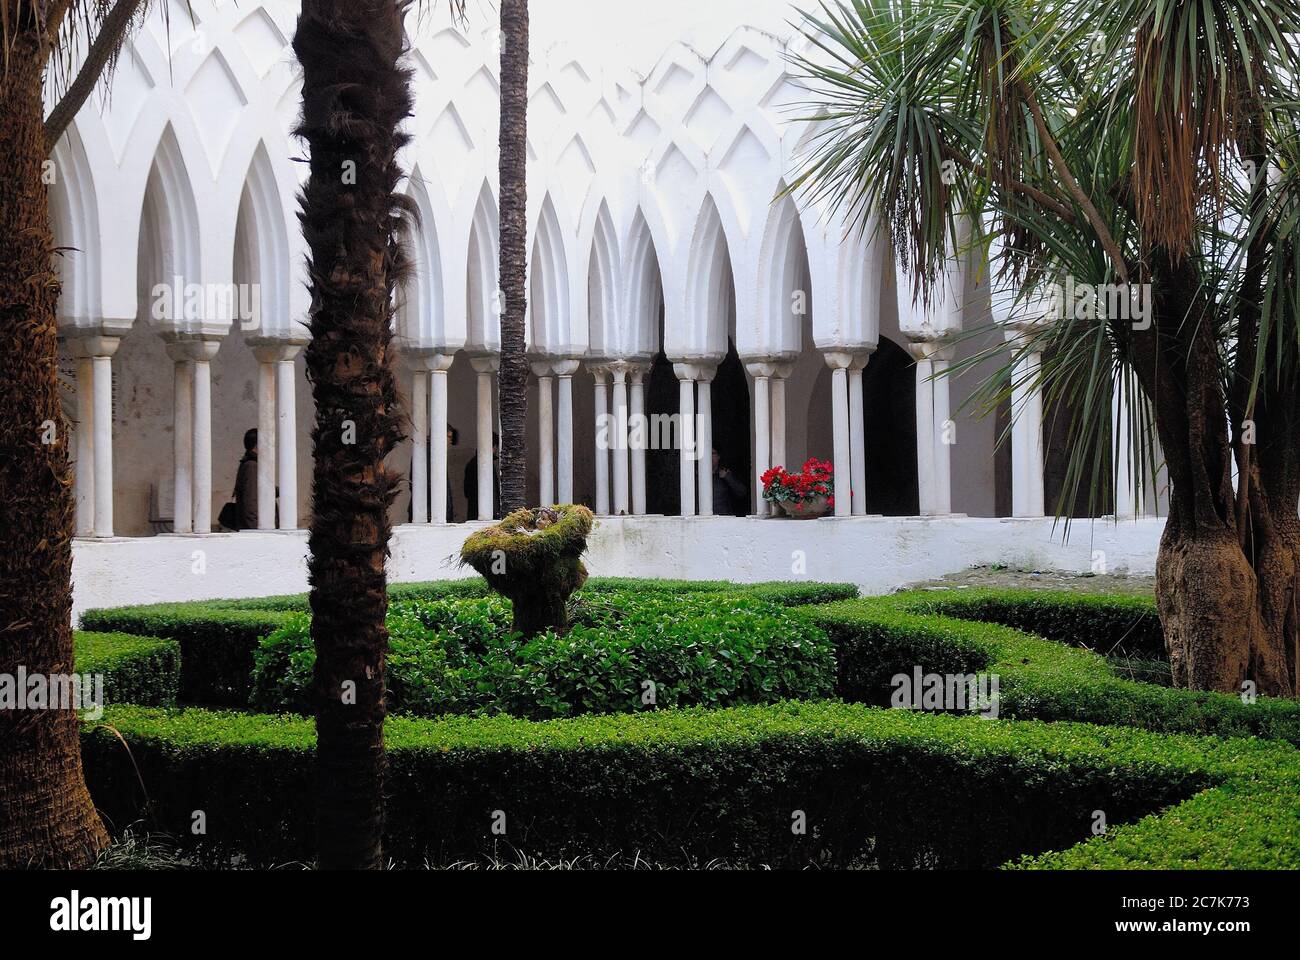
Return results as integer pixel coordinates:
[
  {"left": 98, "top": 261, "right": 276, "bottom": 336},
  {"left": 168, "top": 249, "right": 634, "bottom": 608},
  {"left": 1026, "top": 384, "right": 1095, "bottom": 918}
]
[{"left": 460, "top": 505, "right": 594, "bottom": 637}]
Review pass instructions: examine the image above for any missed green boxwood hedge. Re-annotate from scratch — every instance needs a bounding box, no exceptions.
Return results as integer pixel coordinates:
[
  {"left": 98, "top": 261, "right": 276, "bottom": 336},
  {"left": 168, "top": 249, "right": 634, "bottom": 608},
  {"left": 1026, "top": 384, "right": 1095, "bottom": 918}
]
[
  {"left": 83, "top": 700, "right": 1293, "bottom": 868},
  {"left": 251, "top": 593, "right": 835, "bottom": 720},
  {"left": 74, "top": 632, "right": 180, "bottom": 708}
]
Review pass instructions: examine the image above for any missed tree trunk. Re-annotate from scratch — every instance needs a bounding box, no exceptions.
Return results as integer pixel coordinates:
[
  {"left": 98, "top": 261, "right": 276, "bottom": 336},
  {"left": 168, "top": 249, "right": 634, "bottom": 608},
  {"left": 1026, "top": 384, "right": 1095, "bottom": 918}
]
[
  {"left": 0, "top": 15, "right": 109, "bottom": 868},
  {"left": 497, "top": 0, "right": 529, "bottom": 513},
  {"left": 293, "top": 0, "right": 412, "bottom": 870}
]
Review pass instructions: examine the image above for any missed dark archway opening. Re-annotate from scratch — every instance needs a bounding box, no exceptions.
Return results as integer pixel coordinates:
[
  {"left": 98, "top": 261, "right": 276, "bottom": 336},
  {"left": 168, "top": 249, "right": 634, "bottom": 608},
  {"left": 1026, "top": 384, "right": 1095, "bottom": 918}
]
[{"left": 860, "top": 337, "right": 919, "bottom": 515}]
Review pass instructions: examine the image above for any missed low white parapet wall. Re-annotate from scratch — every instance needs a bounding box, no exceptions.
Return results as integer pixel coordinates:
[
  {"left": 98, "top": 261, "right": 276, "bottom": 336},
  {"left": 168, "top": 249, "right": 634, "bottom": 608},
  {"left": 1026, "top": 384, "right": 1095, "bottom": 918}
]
[{"left": 71, "top": 515, "right": 1166, "bottom": 620}]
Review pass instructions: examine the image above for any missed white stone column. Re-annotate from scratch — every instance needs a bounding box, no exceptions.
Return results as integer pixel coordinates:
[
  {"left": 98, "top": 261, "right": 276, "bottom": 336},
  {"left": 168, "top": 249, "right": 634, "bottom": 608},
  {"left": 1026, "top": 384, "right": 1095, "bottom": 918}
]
[
  {"left": 408, "top": 365, "right": 429, "bottom": 524},
  {"left": 553, "top": 359, "right": 579, "bottom": 504},
  {"left": 73, "top": 357, "right": 95, "bottom": 537},
  {"left": 695, "top": 366, "right": 716, "bottom": 516},
  {"left": 823, "top": 353, "right": 853, "bottom": 518},
  {"left": 590, "top": 364, "right": 610, "bottom": 515},
  {"left": 256, "top": 357, "right": 278, "bottom": 529},
  {"left": 629, "top": 363, "right": 649, "bottom": 515},
  {"left": 532, "top": 361, "right": 555, "bottom": 506},
  {"left": 1006, "top": 333, "right": 1046, "bottom": 518},
  {"left": 429, "top": 355, "right": 453, "bottom": 523},
  {"left": 166, "top": 344, "right": 194, "bottom": 534},
  {"left": 849, "top": 354, "right": 870, "bottom": 516},
  {"left": 931, "top": 349, "right": 953, "bottom": 516},
  {"left": 673, "top": 364, "right": 697, "bottom": 516},
  {"left": 191, "top": 343, "right": 218, "bottom": 533},
  {"left": 92, "top": 352, "right": 116, "bottom": 536},
  {"left": 911, "top": 347, "right": 938, "bottom": 516},
  {"left": 1114, "top": 380, "right": 1138, "bottom": 520},
  {"left": 746, "top": 362, "right": 775, "bottom": 517},
  {"left": 770, "top": 371, "right": 788, "bottom": 471},
  {"left": 610, "top": 363, "right": 631, "bottom": 516},
  {"left": 275, "top": 348, "right": 301, "bottom": 529},
  {"left": 471, "top": 356, "right": 498, "bottom": 520}
]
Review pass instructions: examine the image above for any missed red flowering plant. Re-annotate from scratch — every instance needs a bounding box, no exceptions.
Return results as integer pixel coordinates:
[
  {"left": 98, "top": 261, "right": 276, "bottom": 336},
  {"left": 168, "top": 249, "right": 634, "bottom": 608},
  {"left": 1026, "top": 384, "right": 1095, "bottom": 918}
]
[{"left": 761, "top": 458, "right": 835, "bottom": 508}]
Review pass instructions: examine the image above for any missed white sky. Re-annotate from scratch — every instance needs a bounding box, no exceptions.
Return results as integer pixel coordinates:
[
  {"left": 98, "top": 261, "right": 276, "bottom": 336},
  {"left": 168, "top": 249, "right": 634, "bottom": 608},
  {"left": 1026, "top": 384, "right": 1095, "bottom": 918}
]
[{"left": 453, "top": 0, "right": 802, "bottom": 74}]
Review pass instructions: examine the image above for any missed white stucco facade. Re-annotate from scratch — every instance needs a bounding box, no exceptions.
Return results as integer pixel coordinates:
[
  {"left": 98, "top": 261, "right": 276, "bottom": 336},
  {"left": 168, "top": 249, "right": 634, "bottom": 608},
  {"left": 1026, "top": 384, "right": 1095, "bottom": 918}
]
[{"left": 48, "top": 0, "right": 1162, "bottom": 609}]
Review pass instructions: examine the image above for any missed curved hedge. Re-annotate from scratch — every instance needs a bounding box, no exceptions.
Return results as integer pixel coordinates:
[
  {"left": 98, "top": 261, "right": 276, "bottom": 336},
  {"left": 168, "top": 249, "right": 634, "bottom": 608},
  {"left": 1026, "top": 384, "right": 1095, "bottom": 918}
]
[
  {"left": 84, "top": 701, "right": 1291, "bottom": 868},
  {"left": 74, "top": 632, "right": 180, "bottom": 708},
  {"left": 75, "top": 579, "right": 1300, "bottom": 869},
  {"left": 251, "top": 592, "right": 835, "bottom": 719}
]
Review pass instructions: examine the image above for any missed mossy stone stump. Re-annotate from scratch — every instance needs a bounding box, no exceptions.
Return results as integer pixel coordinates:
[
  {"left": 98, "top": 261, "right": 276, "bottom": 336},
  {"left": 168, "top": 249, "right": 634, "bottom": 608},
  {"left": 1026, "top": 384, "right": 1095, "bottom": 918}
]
[{"left": 460, "top": 505, "right": 594, "bottom": 637}]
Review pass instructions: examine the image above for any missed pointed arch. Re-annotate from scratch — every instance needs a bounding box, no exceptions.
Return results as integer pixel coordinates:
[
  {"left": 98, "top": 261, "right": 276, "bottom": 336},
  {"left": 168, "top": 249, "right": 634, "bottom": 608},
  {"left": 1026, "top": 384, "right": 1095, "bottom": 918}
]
[
  {"left": 466, "top": 181, "right": 500, "bottom": 351},
  {"left": 398, "top": 168, "right": 446, "bottom": 347},
  {"left": 528, "top": 194, "right": 570, "bottom": 353},
  {"left": 140, "top": 124, "right": 203, "bottom": 331},
  {"left": 756, "top": 190, "right": 810, "bottom": 355},
  {"left": 678, "top": 194, "right": 733, "bottom": 357},
  {"left": 233, "top": 143, "right": 290, "bottom": 337},
  {"left": 622, "top": 209, "right": 663, "bottom": 357},
  {"left": 587, "top": 201, "right": 619, "bottom": 356},
  {"left": 50, "top": 124, "right": 102, "bottom": 324}
]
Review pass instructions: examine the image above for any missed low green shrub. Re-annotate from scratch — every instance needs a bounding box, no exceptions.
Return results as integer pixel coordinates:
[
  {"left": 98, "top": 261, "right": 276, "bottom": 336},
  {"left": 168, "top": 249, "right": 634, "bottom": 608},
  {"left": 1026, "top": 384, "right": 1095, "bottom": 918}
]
[
  {"left": 251, "top": 593, "right": 835, "bottom": 720},
  {"left": 84, "top": 701, "right": 1274, "bottom": 868},
  {"left": 809, "top": 595, "right": 1300, "bottom": 744},
  {"left": 905, "top": 588, "right": 1164, "bottom": 658},
  {"left": 74, "top": 632, "right": 180, "bottom": 708}
]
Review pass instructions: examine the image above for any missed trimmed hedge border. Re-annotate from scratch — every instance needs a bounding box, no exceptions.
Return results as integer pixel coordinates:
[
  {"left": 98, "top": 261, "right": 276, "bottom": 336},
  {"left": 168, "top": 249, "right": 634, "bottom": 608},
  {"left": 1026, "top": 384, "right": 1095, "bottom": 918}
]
[
  {"left": 78, "top": 578, "right": 858, "bottom": 707},
  {"left": 82, "top": 701, "right": 1294, "bottom": 868},
  {"left": 76, "top": 579, "right": 1300, "bottom": 868},
  {"left": 74, "top": 632, "right": 180, "bottom": 708}
]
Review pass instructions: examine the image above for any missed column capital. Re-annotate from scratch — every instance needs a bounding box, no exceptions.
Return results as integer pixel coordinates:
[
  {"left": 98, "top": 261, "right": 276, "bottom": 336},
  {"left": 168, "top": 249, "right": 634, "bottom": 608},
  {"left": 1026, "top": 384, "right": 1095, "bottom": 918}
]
[
  {"left": 248, "top": 339, "right": 305, "bottom": 363},
  {"left": 550, "top": 358, "right": 581, "bottom": 377},
  {"left": 626, "top": 360, "right": 653, "bottom": 385},
  {"left": 530, "top": 359, "right": 556, "bottom": 378},
  {"left": 468, "top": 353, "right": 500, "bottom": 374},
  {"left": 64, "top": 333, "right": 122, "bottom": 359},
  {"left": 402, "top": 348, "right": 455, "bottom": 373},
  {"left": 821, "top": 347, "right": 873, "bottom": 371},
  {"left": 163, "top": 336, "right": 221, "bottom": 363},
  {"left": 676, "top": 361, "right": 718, "bottom": 381},
  {"left": 744, "top": 361, "right": 777, "bottom": 380},
  {"left": 587, "top": 362, "right": 610, "bottom": 382},
  {"left": 903, "top": 338, "right": 955, "bottom": 363}
]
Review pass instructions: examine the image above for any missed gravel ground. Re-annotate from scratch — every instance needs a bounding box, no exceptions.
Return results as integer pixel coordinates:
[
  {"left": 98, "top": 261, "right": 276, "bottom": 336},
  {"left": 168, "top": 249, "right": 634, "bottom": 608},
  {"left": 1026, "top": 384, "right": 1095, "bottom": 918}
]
[{"left": 907, "top": 564, "right": 1155, "bottom": 595}]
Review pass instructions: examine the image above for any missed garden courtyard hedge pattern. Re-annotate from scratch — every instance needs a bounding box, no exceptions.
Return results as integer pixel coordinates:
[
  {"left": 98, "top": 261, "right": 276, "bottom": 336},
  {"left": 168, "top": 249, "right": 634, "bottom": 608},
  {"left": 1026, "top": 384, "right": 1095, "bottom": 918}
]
[{"left": 76, "top": 579, "right": 1300, "bottom": 868}]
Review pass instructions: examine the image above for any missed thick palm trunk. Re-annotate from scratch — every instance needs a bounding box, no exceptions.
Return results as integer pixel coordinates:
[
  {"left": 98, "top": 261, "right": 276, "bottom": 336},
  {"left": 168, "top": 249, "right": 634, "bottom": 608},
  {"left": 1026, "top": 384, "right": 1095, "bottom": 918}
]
[
  {"left": 497, "top": 0, "right": 529, "bottom": 513},
  {"left": 1142, "top": 258, "right": 1299, "bottom": 697},
  {"left": 293, "top": 0, "right": 412, "bottom": 869},
  {"left": 0, "top": 16, "right": 109, "bottom": 868}
]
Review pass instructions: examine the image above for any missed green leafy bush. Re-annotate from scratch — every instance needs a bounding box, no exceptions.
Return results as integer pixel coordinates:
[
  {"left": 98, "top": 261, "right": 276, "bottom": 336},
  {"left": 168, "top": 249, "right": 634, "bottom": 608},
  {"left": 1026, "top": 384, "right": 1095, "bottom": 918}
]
[
  {"left": 83, "top": 700, "right": 1298, "bottom": 869},
  {"left": 250, "top": 592, "right": 834, "bottom": 720},
  {"left": 74, "top": 632, "right": 180, "bottom": 707}
]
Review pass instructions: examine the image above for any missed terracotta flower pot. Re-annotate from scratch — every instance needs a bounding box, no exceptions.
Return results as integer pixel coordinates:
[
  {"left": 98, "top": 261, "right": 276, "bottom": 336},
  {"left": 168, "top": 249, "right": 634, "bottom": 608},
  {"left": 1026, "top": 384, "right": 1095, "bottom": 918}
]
[{"left": 777, "top": 495, "right": 831, "bottom": 519}]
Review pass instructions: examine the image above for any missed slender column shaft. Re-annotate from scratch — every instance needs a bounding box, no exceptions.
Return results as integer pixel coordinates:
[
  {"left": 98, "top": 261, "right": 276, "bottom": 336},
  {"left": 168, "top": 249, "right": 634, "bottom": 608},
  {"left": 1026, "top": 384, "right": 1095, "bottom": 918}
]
[
  {"left": 74, "top": 358, "right": 94, "bottom": 537},
  {"left": 753, "top": 375, "right": 770, "bottom": 517},
  {"left": 831, "top": 367, "right": 851, "bottom": 517},
  {"left": 257, "top": 361, "right": 277, "bottom": 530},
  {"left": 538, "top": 375, "right": 555, "bottom": 506},
  {"left": 612, "top": 370, "right": 630, "bottom": 515},
  {"left": 1114, "top": 382, "right": 1136, "bottom": 519},
  {"left": 557, "top": 374, "right": 574, "bottom": 503},
  {"left": 915, "top": 358, "right": 937, "bottom": 515},
  {"left": 770, "top": 377, "right": 787, "bottom": 469},
  {"left": 431, "top": 368, "right": 449, "bottom": 523},
  {"left": 849, "top": 367, "right": 867, "bottom": 516},
  {"left": 476, "top": 369, "right": 494, "bottom": 520},
  {"left": 630, "top": 371, "right": 647, "bottom": 515},
  {"left": 679, "top": 376, "right": 696, "bottom": 516},
  {"left": 1010, "top": 351, "right": 1046, "bottom": 517},
  {"left": 192, "top": 359, "right": 213, "bottom": 533},
  {"left": 593, "top": 372, "right": 610, "bottom": 515},
  {"left": 410, "top": 371, "right": 429, "bottom": 524},
  {"left": 276, "top": 358, "right": 298, "bottom": 529},
  {"left": 932, "top": 357, "right": 952, "bottom": 515},
  {"left": 172, "top": 360, "right": 193, "bottom": 534},
  {"left": 92, "top": 354, "right": 114, "bottom": 537},
  {"left": 696, "top": 378, "right": 714, "bottom": 516}
]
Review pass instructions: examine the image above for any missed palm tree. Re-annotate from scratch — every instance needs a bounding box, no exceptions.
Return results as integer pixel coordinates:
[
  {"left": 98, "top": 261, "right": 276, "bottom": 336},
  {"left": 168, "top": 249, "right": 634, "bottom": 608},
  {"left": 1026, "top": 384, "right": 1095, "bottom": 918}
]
[
  {"left": 292, "top": 0, "right": 465, "bottom": 870},
  {"left": 791, "top": 0, "right": 1300, "bottom": 696},
  {"left": 497, "top": 0, "right": 529, "bottom": 513},
  {"left": 1, "top": 0, "right": 152, "bottom": 870}
]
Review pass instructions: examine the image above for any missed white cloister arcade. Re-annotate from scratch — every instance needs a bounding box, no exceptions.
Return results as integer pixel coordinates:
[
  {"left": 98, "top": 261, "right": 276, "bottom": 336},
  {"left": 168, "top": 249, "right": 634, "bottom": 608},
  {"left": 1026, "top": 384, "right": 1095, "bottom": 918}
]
[{"left": 48, "top": 0, "right": 1140, "bottom": 563}]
